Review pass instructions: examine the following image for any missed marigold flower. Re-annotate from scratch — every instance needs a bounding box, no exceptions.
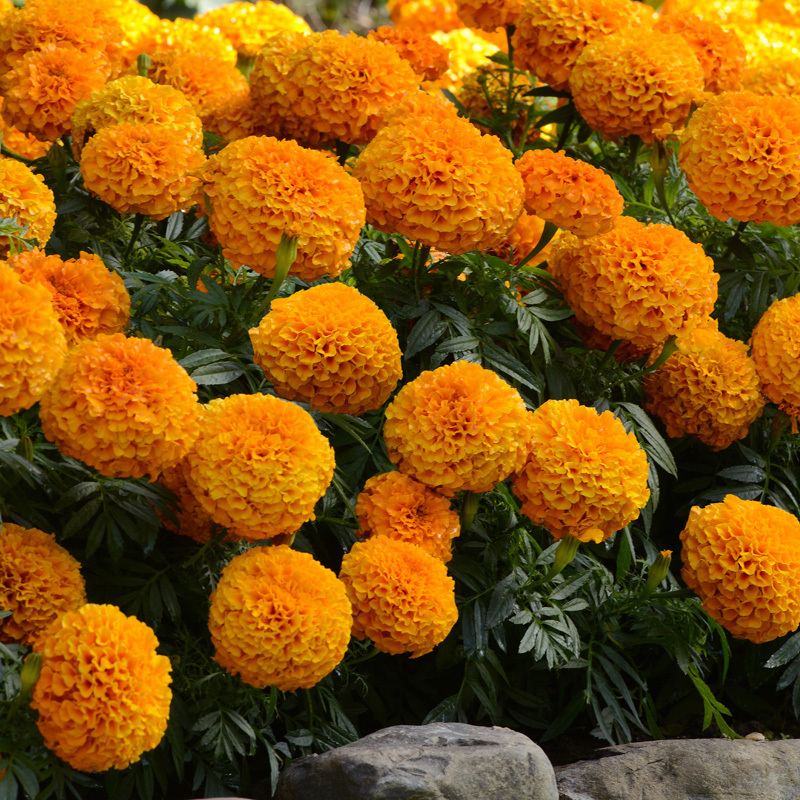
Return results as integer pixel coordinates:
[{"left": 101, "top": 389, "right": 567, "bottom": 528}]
[
  {"left": 644, "top": 320, "right": 765, "bottom": 451},
  {"left": 339, "top": 536, "right": 458, "bottom": 657},
  {"left": 512, "top": 399, "right": 650, "bottom": 543},
  {"left": 0, "top": 97, "right": 50, "bottom": 160},
  {"left": 454, "top": 0, "right": 524, "bottom": 30},
  {"left": 550, "top": 216, "right": 718, "bottom": 349},
  {"left": 355, "top": 471, "right": 460, "bottom": 562},
  {"left": 383, "top": 360, "right": 533, "bottom": 493},
  {"left": 201, "top": 83, "right": 260, "bottom": 145},
  {"left": 0, "top": 0, "right": 12, "bottom": 18},
  {"left": 249, "top": 283, "right": 402, "bottom": 416},
  {"left": 209, "top": 546, "right": 351, "bottom": 690},
  {"left": 516, "top": 149, "right": 623, "bottom": 237},
  {"left": 678, "top": 91, "right": 800, "bottom": 226},
  {"left": 0, "top": 157, "right": 55, "bottom": 253},
  {"left": 388, "top": 0, "right": 465, "bottom": 33},
  {"left": 129, "top": 17, "right": 237, "bottom": 66},
  {"left": 367, "top": 26, "right": 450, "bottom": 81},
  {"left": 80, "top": 122, "right": 205, "bottom": 220},
  {"left": 107, "top": 0, "right": 160, "bottom": 69},
  {"left": 758, "top": 0, "right": 800, "bottom": 24},
  {"left": 741, "top": 55, "right": 800, "bottom": 99},
  {"left": 426, "top": 28, "right": 498, "bottom": 92},
  {"left": 0, "top": 523, "right": 86, "bottom": 646},
  {"left": 681, "top": 495, "right": 800, "bottom": 643},
  {"left": 39, "top": 333, "right": 200, "bottom": 479},
  {"left": 32, "top": 603, "right": 172, "bottom": 772},
  {"left": 487, "top": 210, "right": 560, "bottom": 267},
  {"left": 511, "top": 0, "right": 645, "bottom": 91},
  {"left": 182, "top": 393, "right": 335, "bottom": 541},
  {"left": 659, "top": 0, "right": 758, "bottom": 24},
  {"left": 195, "top": 0, "right": 311, "bottom": 59},
  {"left": 0, "top": 267, "right": 66, "bottom": 416},
  {"left": 9, "top": 249, "right": 130, "bottom": 346}
]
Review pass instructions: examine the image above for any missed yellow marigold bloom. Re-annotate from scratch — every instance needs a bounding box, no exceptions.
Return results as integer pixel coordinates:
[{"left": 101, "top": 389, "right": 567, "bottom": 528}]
[
  {"left": 681, "top": 496, "right": 800, "bottom": 643},
  {"left": 9, "top": 249, "right": 130, "bottom": 346},
  {"left": 249, "top": 283, "right": 402, "bottom": 416},
  {"left": 198, "top": 136, "right": 364, "bottom": 281},
  {"left": 383, "top": 360, "right": 533, "bottom": 493},
  {"left": 209, "top": 546, "right": 352, "bottom": 690},
  {"left": 550, "top": 216, "right": 718, "bottom": 349},
  {"left": 355, "top": 471, "right": 460, "bottom": 562},
  {"left": 39, "top": 333, "right": 200, "bottom": 480},
  {"left": 32, "top": 603, "right": 172, "bottom": 771},
  {"left": 678, "top": 91, "right": 800, "bottom": 226},
  {"left": 202, "top": 83, "right": 260, "bottom": 146},
  {"left": 516, "top": 149, "right": 623, "bottom": 238},
  {"left": 354, "top": 114, "right": 523, "bottom": 255},
  {"left": 426, "top": 28, "right": 498, "bottom": 92},
  {"left": 106, "top": 0, "right": 160, "bottom": 69},
  {"left": 129, "top": 17, "right": 237, "bottom": 67},
  {"left": 0, "top": 267, "right": 66, "bottom": 416},
  {"left": 654, "top": 11, "right": 746, "bottom": 93},
  {"left": 71, "top": 75, "right": 202, "bottom": 161},
  {"left": 660, "top": 0, "right": 758, "bottom": 24},
  {"left": 730, "top": 19, "right": 800, "bottom": 66},
  {"left": 195, "top": 0, "right": 311, "bottom": 60},
  {"left": 0, "top": 523, "right": 86, "bottom": 646},
  {"left": 742, "top": 56, "right": 800, "bottom": 99},
  {"left": 157, "top": 460, "right": 219, "bottom": 543},
  {"left": 339, "top": 536, "right": 458, "bottom": 657},
  {"left": 0, "top": 97, "right": 50, "bottom": 160},
  {"left": 511, "top": 0, "right": 645, "bottom": 91},
  {"left": 454, "top": 0, "right": 524, "bottom": 30},
  {"left": 182, "top": 393, "right": 335, "bottom": 541},
  {"left": 0, "top": 0, "right": 12, "bottom": 18},
  {"left": 512, "top": 399, "right": 650, "bottom": 543},
  {"left": 388, "top": 0, "right": 465, "bottom": 33},
  {"left": 81, "top": 122, "right": 205, "bottom": 221},
  {"left": 367, "top": 26, "right": 450, "bottom": 81},
  {"left": 569, "top": 30, "right": 705, "bottom": 142},
  {"left": 644, "top": 320, "right": 765, "bottom": 451},
  {"left": 0, "top": 156, "right": 55, "bottom": 253}
]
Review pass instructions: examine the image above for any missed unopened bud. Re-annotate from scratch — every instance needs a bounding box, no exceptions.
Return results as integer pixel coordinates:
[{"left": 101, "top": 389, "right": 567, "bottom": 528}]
[
  {"left": 551, "top": 533, "right": 580, "bottom": 577},
  {"left": 15, "top": 435, "right": 33, "bottom": 462},
  {"left": 20, "top": 652, "right": 42, "bottom": 697},
  {"left": 642, "top": 549, "right": 672, "bottom": 596},
  {"left": 275, "top": 233, "right": 298, "bottom": 274}
]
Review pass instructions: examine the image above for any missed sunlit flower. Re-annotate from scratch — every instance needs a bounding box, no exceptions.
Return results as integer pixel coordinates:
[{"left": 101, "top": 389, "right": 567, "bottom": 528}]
[
  {"left": 367, "top": 25, "right": 450, "bottom": 81},
  {"left": 742, "top": 55, "right": 800, "bottom": 99},
  {"left": 678, "top": 91, "right": 800, "bottom": 226},
  {"left": 757, "top": 0, "right": 800, "bottom": 24},
  {"left": 0, "top": 522, "right": 86, "bottom": 646},
  {"left": 209, "top": 546, "right": 352, "bottom": 690},
  {"left": 339, "top": 536, "right": 458, "bottom": 657},
  {"left": 550, "top": 216, "right": 718, "bottom": 349},
  {"left": 128, "top": 17, "right": 237, "bottom": 66},
  {"left": 0, "top": 97, "right": 50, "bottom": 160},
  {"left": 454, "top": 0, "right": 524, "bottom": 30},
  {"left": 182, "top": 393, "right": 335, "bottom": 541},
  {"left": 426, "top": 27, "right": 498, "bottom": 92},
  {"left": 0, "top": 157, "right": 55, "bottom": 254},
  {"left": 681, "top": 495, "right": 800, "bottom": 643},
  {"left": 388, "top": 0, "right": 465, "bottom": 34},
  {"left": 197, "top": 135, "right": 365, "bottom": 281},
  {"left": 249, "top": 283, "right": 402, "bottom": 416},
  {"left": 659, "top": 0, "right": 758, "bottom": 24},
  {"left": 106, "top": 0, "right": 160, "bottom": 70},
  {"left": 32, "top": 603, "right": 172, "bottom": 771},
  {"left": 512, "top": 399, "right": 650, "bottom": 543},
  {"left": 39, "top": 333, "right": 200, "bottom": 480}
]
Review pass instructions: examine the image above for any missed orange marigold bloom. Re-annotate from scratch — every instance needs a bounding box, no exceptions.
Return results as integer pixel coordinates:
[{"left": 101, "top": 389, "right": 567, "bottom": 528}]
[
  {"left": 80, "top": 122, "right": 205, "bottom": 221},
  {"left": 516, "top": 149, "right": 623, "bottom": 237},
  {"left": 129, "top": 17, "right": 237, "bottom": 66},
  {"left": 9, "top": 249, "right": 130, "bottom": 346},
  {"left": 367, "top": 26, "right": 450, "bottom": 81},
  {"left": 182, "top": 393, "right": 335, "bottom": 541},
  {"left": 32, "top": 604, "right": 172, "bottom": 771},
  {"left": 157, "top": 460, "right": 218, "bottom": 543},
  {"left": 354, "top": 114, "right": 523, "bottom": 255},
  {"left": 454, "top": 0, "right": 524, "bottom": 30},
  {"left": 195, "top": 0, "right": 311, "bottom": 59},
  {"left": 549, "top": 216, "right": 718, "bottom": 349},
  {"left": 201, "top": 83, "right": 260, "bottom": 146},
  {"left": 741, "top": 56, "right": 800, "bottom": 99},
  {"left": 0, "top": 267, "right": 66, "bottom": 416},
  {"left": 209, "top": 546, "right": 352, "bottom": 690},
  {"left": 680, "top": 496, "right": 800, "bottom": 643},
  {"left": 654, "top": 11, "right": 746, "bottom": 93},
  {"left": 512, "top": 399, "right": 650, "bottom": 543},
  {"left": 71, "top": 75, "right": 203, "bottom": 161},
  {"left": 758, "top": 0, "right": 800, "bottom": 24},
  {"left": 0, "top": 97, "right": 50, "bottom": 160},
  {"left": 0, "top": 156, "right": 55, "bottom": 253},
  {"left": 659, "top": 0, "right": 758, "bottom": 24},
  {"left": 0, "top": 522, "right": 86, "bottom": 646},
  {"left": 511, "top": 0, "right": 645, "bottom": 91},
  {"left": 249, "top": 283, "right": 402, "bottom": 416},
  {"left": 569, "top": 30, "right": 705, "bottom": 142},
  {"left": 644, "top": 320, "right": 765, "bottom": 451},
  {"left": 355, "top": 471, "right": 460, "bottom": 562},
  {"left": 383, "top": 360, "right": 533, "bottom": 493},
  {"left": 339, "top": 536, "right": 458, "bottom": 657},
  {"left": 388, "top": 0, "right": 465, "bottom": 34},
  {"left": 678, "top": 91, "right": 800, "bottom": 226},
  {"left": 39, "top": 333, "right": 200, "bottom": 480},
  {"left": 198, "top": 136, "right": 364, "bottom": 281},
  {"left": 425, "top": 28, "right": 499, "bottom": 92}
]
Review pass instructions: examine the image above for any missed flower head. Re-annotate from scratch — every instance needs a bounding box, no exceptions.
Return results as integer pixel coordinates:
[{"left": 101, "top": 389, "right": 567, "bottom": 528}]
[
  {"left": 512, "top": 399, "right": 650, "bottom": 542},
  {"left": 659, "top": 0, "right": 758, "bottom": 24},
  {"left": 339, "top": 536, "right": 458, "bottom": 657},
  {"left": 388, "top": 0, "right": 465, "bottom": 34},
  {"left": 129, "top": 17, "right": 237, "bottom": 66},
  {"left": 0, "top": 522, "right": 86, "bottom": 646},
  {"left": 182, "top": 393, "right": 335, "bottom": 541},
  {"left": 383, "top": 360, "right": 533, "bottom": 493},
  {"left": 249, "top": 283, "right": 402, "bottom": 416},
  {"left": 198, "top": 136, "right": 365, "bottom": 281},
  {"left": 366, "top": 26, "right": 450, "bottom": 81},
  {"left": 0, "top": 97, "right": 50, "bottom": 160},
  {"left": 39, "top": 333, "right": 200, "bottom": 479},
  {"left": 550, "top": 216, "right": 718, "bottom": 349},
  {"left": 426, "top": 27, "right": 498, "bottom": 92},
  {"left": 32, "top": 604, "right": 172, "bottom": 771},
  {"left": 454, "top": 0, "right": 524, "bottom": 30},
  {"left": 201, "top": 83, "right": 261, "bottom": 146},
  {"left": 681, "top": 496, "right": 800, "bottom": 643},
  {"left": 0, "top": 157, "right": 55, "bottom": 254},
  {"left": 678, "top": 91, "right": 800, "bottom": 226},
  {"left": 742, "top": 55, "right": 800, "bottom": 99},
  {"left": 209, "top": 546, "right": 352, "bottom": 690}
]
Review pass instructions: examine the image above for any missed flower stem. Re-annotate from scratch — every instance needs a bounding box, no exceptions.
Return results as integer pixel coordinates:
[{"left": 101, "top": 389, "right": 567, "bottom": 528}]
[{"left": 124, "top": 213, "right": 146, "bottom": 264}]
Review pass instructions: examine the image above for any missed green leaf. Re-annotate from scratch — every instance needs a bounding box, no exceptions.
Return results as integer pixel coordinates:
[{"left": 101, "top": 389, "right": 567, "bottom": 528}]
[
  {"left": 423, "top": 695, "right": 459, "bottom": 724},
  {"left": 765, "top": 631, "right": 800, "bottom": 669},
  {"left": 190, "top": 362, "right": 245, "bottom": 385},
  {"left": 178, "top": 348, "right": 229, "bottom": 370},
  {"left": 404, "top": 310, "right": 446, "bottom": 359},
  {"left": 485, "top": 572, "right": 520, "bottom": 628},
  {"left": 617, "top": 403, "right": 678, "bottom": 477},
  {"left": 717, "top": 465, "right": 767, "bottom": 483}
]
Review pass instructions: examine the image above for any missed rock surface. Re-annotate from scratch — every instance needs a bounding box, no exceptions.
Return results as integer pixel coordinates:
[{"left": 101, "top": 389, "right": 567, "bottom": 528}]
[
  {"left": 555, "top": 738, "right": 800, "bottom": 800},
  {"left": 273, "top": 722, "right": 559, "bottom": 800}
]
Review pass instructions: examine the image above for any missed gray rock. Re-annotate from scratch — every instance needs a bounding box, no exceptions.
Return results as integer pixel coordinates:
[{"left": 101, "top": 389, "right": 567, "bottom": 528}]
[
  {"left": 274, "top": 722, "right": 559, "bottom": 800},
  {"left": 556, "top": 738, "right": 800, "bottom": 800}
]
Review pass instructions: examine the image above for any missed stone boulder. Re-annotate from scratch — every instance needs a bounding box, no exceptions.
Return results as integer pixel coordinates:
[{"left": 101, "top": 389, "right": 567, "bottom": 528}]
[{"left": 273, "top": 722, "right": 559, "bottom": 800}]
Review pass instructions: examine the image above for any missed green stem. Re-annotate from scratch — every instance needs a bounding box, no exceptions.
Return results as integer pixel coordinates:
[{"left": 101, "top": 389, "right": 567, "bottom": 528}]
[
  {"left": 124, "top": 213, "right": 146, "bottom": 264},
  {"left": 517, "top": 220, "right": 558, "bottom": 268},
  {"left": 255, "top": 233, "right": 297, "bottom": 319},
  {"left": 650, "top": 140, "right": 678, "bottom": 228}
]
